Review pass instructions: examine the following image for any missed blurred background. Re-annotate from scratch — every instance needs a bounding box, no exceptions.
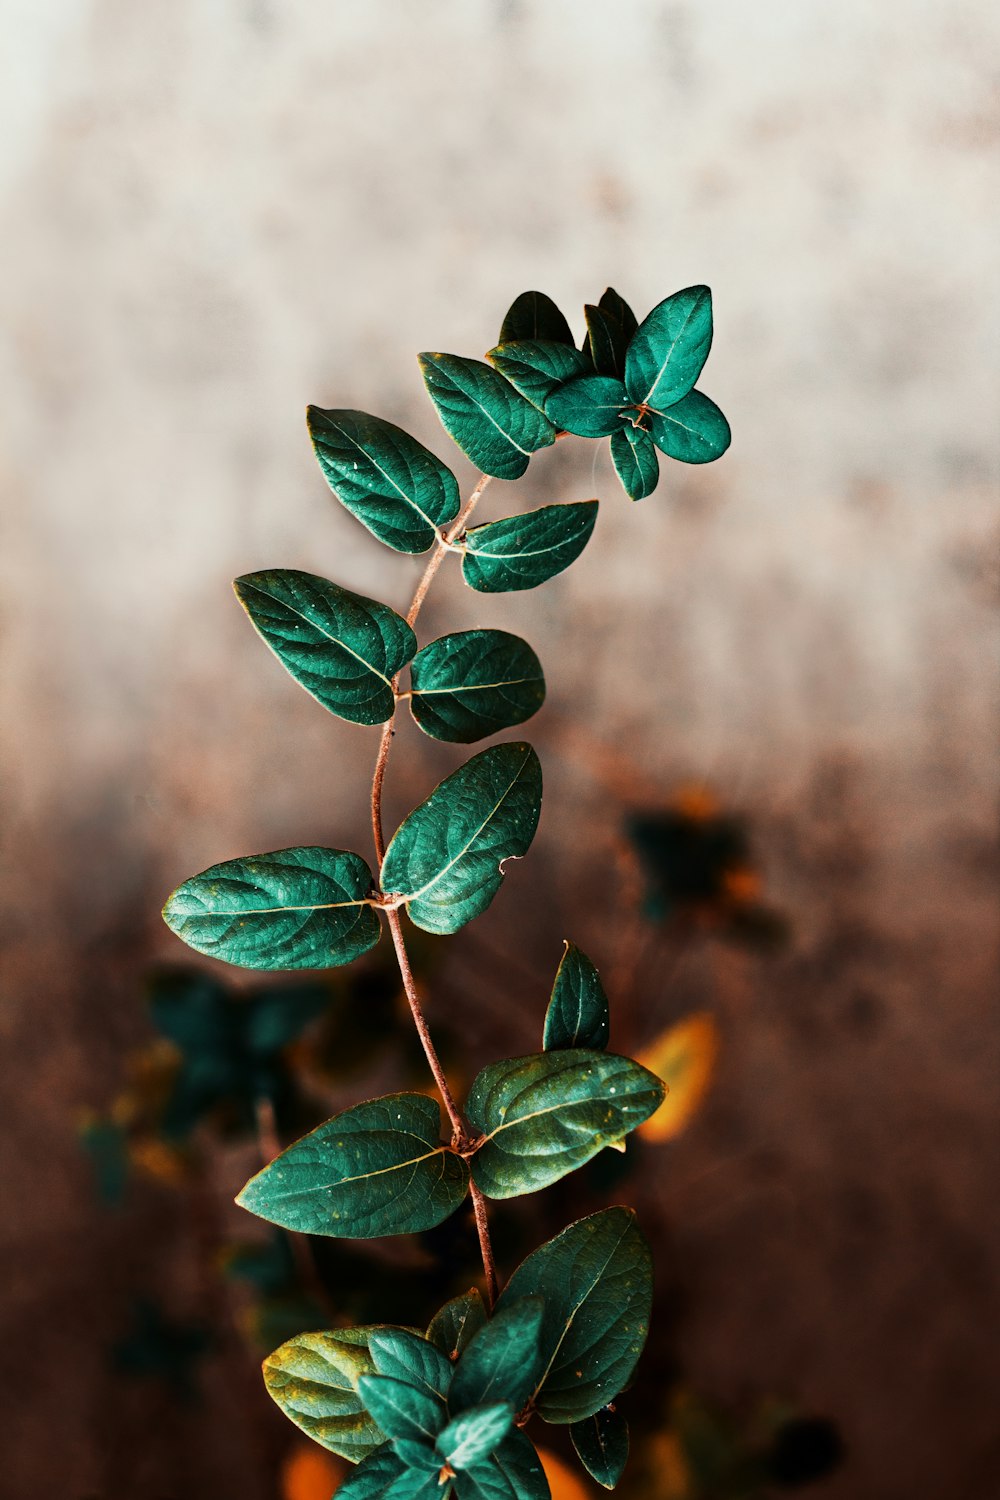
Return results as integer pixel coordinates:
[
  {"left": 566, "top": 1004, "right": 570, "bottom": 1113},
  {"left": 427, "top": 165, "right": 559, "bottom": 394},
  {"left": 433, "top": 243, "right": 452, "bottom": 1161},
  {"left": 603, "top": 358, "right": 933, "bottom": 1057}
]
[{"left": 2, "top": 3, "right": 998, "bottom": 1498}]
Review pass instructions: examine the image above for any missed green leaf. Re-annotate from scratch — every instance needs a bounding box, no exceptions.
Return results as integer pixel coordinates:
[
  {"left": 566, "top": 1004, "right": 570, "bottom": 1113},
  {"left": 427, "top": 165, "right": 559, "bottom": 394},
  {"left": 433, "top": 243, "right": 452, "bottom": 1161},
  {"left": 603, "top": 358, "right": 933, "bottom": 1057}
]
[
  {"left": 648, "top": 390, "right": 731, "bottom": 464},
  {"left": 419, "top": 354, "right": 556, "bottom": 480},
  {"left": 570, "top": 1407, "right": 629, "bottom": 1489},
  {"left": 393, "top": 1441, "right": 442, "bottom": 1473},
  {"left": 427, "top": 1289, "right": 488, "bottom": 1362},
  {"left": 498, "top": 291, "right": 574, "bottom": 347},
  {"left": 337, "top": 1446, "right": 407, "bottom": 1500},
  {"left": 438, "top": 1404, "right": 515, "bottom": 1470},
  {"left": 236, "top": 1093, "right": 470, "bottom": 1237},
  {"left": 598, "top": 288, "right": 638, "bottom": 341},
  {"left": 449, "top": 1298, "right": 545, "bottom": 1414},
  {"left": 162, "top": 847, "right": 381, "bottom": 971},
  {"left": 453, "top": 1429, "right": 550, "bottom": 1500},
  {"left": 462, "top": 502, "right": 598, "bottom": 594},
  {"left": 543, "top": 942, "right": 610, "bottom": 1051},
  {"left": 244, "top": 982, "right": 332, "bottom": 1056},
  {"left": 496, "top": 1208, "right": 653, "bottom": 1424},
  {"left": 307, "top": 407, "right": 460, "bottom": 555},
  {"left": 357, "top": 1374, "right": 446, "bottom": 1445},
  {"left": 380, "top": 743, "right": 542, "bottom": 935},
  {"left": 624, "top": 285, "right": 713, "bottom": 410},
  {"left": 584, "top": 305, "right": 630, "bottom": 380},
  {"left": 368, "top": 1328, "right": 454, "bottom": 1401},
  {"left": 467, "top": 1052, "right": 664, "bottom": 1199},
  {"left": 609, "top": 427, "right": 659, "bottom": 502},
  {"left": 262, "top": 1325, "right": 400, "bottom": 1461},
  {"left": 233, "top": 570, "right": 416, "bottom": 726},
  {"left": 410, "top": 630, "right": 545, "bottom": 744},
  {"left": 545, "top": 375, "right": 629, "bottom": 438},
  {"left": 486, "top": 340, "right": 591, "bottom": 411}
]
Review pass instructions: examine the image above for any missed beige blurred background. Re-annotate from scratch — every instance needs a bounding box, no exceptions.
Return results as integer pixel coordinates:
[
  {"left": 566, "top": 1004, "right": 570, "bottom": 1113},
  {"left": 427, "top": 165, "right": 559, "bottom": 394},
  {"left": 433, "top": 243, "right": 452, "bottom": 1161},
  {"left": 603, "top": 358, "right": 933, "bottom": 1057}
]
[{"left": 2, "top": 3, "right": 998, "bottom": 1498}]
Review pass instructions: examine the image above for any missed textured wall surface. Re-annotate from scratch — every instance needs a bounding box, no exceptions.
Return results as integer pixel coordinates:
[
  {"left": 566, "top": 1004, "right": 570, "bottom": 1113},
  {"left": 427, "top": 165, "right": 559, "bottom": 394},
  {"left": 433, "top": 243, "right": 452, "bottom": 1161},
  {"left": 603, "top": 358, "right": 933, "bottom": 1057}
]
[{"left": 2, "top": 4, "right": 998, "bottom": 1498}]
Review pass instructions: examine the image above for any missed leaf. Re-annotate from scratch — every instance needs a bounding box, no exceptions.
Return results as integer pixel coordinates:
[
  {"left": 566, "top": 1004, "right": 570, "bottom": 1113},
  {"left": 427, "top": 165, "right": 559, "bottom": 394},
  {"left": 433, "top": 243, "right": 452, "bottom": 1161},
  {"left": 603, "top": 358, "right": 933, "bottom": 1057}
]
[
  {"left": 609, "top": 427, "right": 659, "bottom": 502},
  {"left": 454, "top": 1429, "right": 550, "bottom": 1500},
  {"left": 162, "top": 847, "right": 381, "bottom": 971},
  {"left": 496, "top": 1208, "right": 653, "bottom": 1424},
  {"left": 438, "top": 1404, "right": 515, "bottom": 1470},
  {"left": 357, "top": 1374, "right": 446, "bottom": 1445},
  {"left": 467, "top": 1052, "right": 664, "bottom": 1198},
  {"left": 307, "top": 408, "right": 460, "bottom": 555},
  {"left": 570, "top": 1408, "right": 629, "bottom": 1489},
  {"left": 336, "top": 1446, "right": 407, "bottom": 1500},
  {"left": 598, "top": 288, "right": 638, "bottom": 341},
  {"left": 393, "top": 1441, "right": 441, "bottom": 1473},
  {"left": 462, "top": 502, "right": 598, "bottom": 594},
  {"left": 635, "top": 1012, "right": 719, "bottom": 1142},
  {"left": 262, "top": 1326, "right": 398, "bottom": 1461},
  {"left": 449, "top": 1297, "right": 545, "bottom": 1414},
  {"left": 427, "top": 1289, "right": 488, "bottom": 1362},
  {"left": 244, "top": 982, "right": 333, "bottom": 1056},
  {"left": 410, "top": 630, "right": 545, "bottom": 744},
  {"left": 545, "top": 376, "right": 629, "bottom": 439},
  {"left": 419, "top": 354, "right": 556, "bottom": 480},
  {"left": 233, "top": 571, "right": 416, "bottom": 726},
  {"left": 647, "top": 390, "right": 731, "bottom": 465},
  {"left": 624, "top": 285, "right": 713, "bottom": 410},
  {"left": 236, "top": 1092, "right": 470, "bottom": 1237},
  {"left": 584, "top": 305, "right": 630, "bottom": 380},
  {"left": 367, "top": 1328, "right": 454, "bottom": 1402},
  {"left": 543, "top": 942, "right": 610, "bottom": 1051},
  {"left": 498, "top": 291, "right": 575, "bottom": 347},
  {"left": 380, "top": 743, "right": 542, "bottom": 935},
  {"left": 486, "top": 340, "right": 591, "bottom": 411}
]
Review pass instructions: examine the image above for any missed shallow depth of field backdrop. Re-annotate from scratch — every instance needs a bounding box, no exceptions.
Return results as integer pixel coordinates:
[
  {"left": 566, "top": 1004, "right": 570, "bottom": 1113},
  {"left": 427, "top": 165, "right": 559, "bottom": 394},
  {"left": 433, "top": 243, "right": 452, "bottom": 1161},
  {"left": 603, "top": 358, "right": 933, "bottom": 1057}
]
[{"left": 2, "top": 4, "right": 998, "bottom": 1498}]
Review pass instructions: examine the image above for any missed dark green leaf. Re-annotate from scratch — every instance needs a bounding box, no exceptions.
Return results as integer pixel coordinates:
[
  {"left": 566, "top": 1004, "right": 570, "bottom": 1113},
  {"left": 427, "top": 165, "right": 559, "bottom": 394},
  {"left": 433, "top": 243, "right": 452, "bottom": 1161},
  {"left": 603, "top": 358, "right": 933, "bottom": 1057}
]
[
  {"left": 233, "top": 570, "right": 416, "bottom": 726},
  {"left": 449, "top": 1297, "right": 545, "bottom": 1414},
  {"left": 380, "top": 743, "right": 542, "bottom": 935},
  {"left": 357, "top": 1374, "right": 446, "bottom": 1445},
  {"left": 162, "top": 847, "right": 381, "bottom": 971},
  {"left": 584, "top": 305, "right": 630, "bottom": 380},
  {"left": 609, "top": 427, "right": 659, "bottom": 502},
  {"left": 467, "top": 1052, "right": 664, "bottom": 1198},
  {"left": 438, "top": 1404, "right": 515, "bottom": 1470},
  {"left": 368, "top": 1328, "right": 454, "bottom": 1401},
  {"left": 498, "top": 291, "right": 574, "bottom": 347},
  {"left": 244, "top": 982, "right": 332, "bottom": 1056},
  {"left": 570, "top": 1407, "right": 629, "bottom": 1489},
  {"left": 427, "top": 1289, "right": 488, "bottom": 1362},
  {"left": 307, "top": 408, "right": 460, "bottom": 555},
  {"left": 453, "top": 1429, "right": 550, "bottom": 1500},
  {"left": 624, "top": 285, "right": 713, "bottom": 410},
  {"left": 648, "top": 390, "right": 731, "bottom": 464},
  {"left": 236, "top": 1093, "right": 470, "bottom": 1238},
  {"left": 486, "top": 340, "right": 591, "bottom": 411},
  {"left": 543, "top": 942, "right": 610, "bottom": 1051},
  {"left": 598, "top": 288, "right": 638, "bottom": 341},
  {"left": 410, "top": 630, "right": 545, "bottom": 744},
  {"left": 419, "top": 354, "right": 556, "bottom": 480},
  {"left": 462, "top": 502, "right": 598, "bottom": 594},
  {"left": 337, "top": 1445, "right": 407, "bottom": 1500},
  {"left": 545, "top": 375, "right": 629, "bottom": 438},
  {"left": 262, "top": 1325, "right": 398, "bottom": 1461},
  {"left": 496, "top": 1208, "right": 653, "bottom": 1423},
  {"left": 149, "top": 969, "right": 229, "bottom": 1054},
  {"left": 393, "top": 1440, "right": 442, "bottom": 1473}
]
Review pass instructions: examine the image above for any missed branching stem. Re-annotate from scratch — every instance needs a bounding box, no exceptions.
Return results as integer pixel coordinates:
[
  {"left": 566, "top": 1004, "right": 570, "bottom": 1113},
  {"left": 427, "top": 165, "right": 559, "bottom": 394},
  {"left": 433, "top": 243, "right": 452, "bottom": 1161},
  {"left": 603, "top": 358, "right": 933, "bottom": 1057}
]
[{"left": 369, "top": 471, "right": 499, "bottom": 1305}]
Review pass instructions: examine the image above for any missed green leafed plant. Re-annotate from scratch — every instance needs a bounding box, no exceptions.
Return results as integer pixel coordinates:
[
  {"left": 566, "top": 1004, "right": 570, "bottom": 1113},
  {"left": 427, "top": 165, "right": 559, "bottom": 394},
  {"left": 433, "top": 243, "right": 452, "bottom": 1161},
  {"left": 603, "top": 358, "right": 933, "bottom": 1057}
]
[{"left": 162, "top": 285, "right": 732, "bottom": 1492}]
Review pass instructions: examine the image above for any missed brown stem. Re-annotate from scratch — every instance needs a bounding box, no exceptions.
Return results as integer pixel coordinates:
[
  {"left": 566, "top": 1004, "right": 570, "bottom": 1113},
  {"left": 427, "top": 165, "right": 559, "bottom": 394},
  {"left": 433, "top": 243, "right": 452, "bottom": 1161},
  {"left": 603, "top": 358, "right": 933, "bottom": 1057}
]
[{"left": 369, "top": 471, "right": 500, "bottom": 1304}]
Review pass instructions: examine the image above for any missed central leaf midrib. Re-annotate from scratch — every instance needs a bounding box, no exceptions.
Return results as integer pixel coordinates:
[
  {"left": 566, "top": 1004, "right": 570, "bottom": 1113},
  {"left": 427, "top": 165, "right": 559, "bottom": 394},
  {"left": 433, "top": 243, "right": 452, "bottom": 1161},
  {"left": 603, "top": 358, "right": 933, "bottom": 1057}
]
[
  {"left": 528, "top": 1223, "right": 632, "bottom": 1405},
  {"left": 438, "top": 363, "right": 534, "bottom": 457},
  {"left": 327, "top": 418, "right": 441, "bottom": 530},
  {"left": 414, "top": 676, "right": 540, "bottom": 697},
  {"left": 273, "top": 1144, "right": 451, "bottom": 1196}
]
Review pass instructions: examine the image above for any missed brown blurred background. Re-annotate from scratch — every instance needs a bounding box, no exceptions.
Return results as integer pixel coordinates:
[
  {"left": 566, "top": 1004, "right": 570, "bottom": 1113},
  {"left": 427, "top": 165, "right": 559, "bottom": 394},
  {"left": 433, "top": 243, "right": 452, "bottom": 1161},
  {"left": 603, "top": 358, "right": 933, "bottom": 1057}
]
[{"left": 2, "top": 3, "right": 998, "bottom": 1498}]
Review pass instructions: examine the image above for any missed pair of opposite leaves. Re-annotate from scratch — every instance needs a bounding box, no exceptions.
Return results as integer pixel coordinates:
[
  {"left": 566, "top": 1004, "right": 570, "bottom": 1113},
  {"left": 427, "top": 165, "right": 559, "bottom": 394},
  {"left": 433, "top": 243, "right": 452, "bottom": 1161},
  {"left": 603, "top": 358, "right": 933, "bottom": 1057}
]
[
  {"left": 236, "top": 942, "right": 663, "bottom": 1236},
  {"left": 308, "top": 285, "right": 728, "bottom": 550},
  {"left": 266, "top": 1207, "right": 641, "bottom": 1496}
]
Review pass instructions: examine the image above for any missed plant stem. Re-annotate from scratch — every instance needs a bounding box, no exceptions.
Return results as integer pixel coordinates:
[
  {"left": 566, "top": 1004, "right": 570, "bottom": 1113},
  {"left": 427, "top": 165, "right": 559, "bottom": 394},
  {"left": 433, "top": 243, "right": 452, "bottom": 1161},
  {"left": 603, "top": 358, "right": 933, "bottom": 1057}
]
[{"left": 370, "top": 471, "right": 499, "bottom": 1304}]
